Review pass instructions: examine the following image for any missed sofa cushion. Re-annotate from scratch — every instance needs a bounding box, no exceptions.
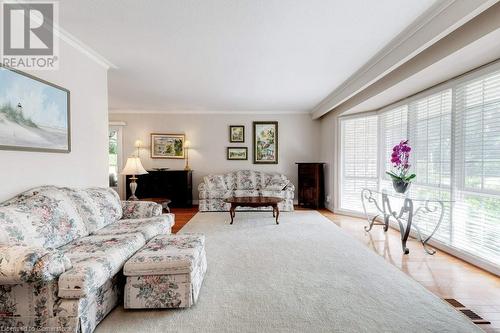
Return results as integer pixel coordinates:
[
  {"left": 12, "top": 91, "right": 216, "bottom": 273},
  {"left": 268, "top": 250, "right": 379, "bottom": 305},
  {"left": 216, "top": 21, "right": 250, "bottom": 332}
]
[
  {"left": 223, "top": 173, "right": 236, "bottom": 190},
  {"left": 235, "top": 170, "right": 259, "bottom": 190},
  {"left": 0, "top": 245, "right": 72, "bottom": 284},
  {"left": 203, "top": 175, "right": 227, "bottom": 191},
  {"left": 71, "top": 188, "right": 122, "bottom": 233},
  {"left": 198, "top": 189, "right": 234, "bottom": 200},
  {"left": 260, "top": 189, "right": 294, "bottom": 200},
  {"left": 234, "top": 189, "right": 260, "bottom": 197},
  {"left": 123, "top": 234, "right": 205, "bottom": 276},
  {"left": 58, "top": 233, "right": 145, "bottom": 298},
  {"left": 59, "top": 187, "right": 120, "bottom": 233},
  {"left": 0, "top": 186, "right": 88, "bottom": 249},
  {"left": 93, "top": 215, "right": 174, "bottom": 240}
]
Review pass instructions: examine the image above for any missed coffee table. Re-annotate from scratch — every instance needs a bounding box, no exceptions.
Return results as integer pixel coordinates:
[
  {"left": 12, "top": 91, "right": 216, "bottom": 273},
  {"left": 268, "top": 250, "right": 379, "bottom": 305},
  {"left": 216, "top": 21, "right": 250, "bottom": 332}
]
[{"left": 224, "top": 196, "right": 284, "bottom": 225}]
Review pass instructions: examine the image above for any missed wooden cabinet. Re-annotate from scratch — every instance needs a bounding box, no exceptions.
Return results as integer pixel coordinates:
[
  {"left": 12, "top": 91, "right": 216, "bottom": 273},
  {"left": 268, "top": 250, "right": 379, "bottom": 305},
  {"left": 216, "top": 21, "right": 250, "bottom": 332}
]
[
  {"left": 296, "top": 163, "right": 325, "bottom": 209},
  {"left": 126, "top": 170, "right": 192, "bottom": 208}
]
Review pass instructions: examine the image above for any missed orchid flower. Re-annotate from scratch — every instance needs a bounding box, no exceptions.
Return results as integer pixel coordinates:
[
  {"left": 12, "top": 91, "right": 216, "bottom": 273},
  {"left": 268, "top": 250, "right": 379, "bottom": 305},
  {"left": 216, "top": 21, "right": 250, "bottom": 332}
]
[{"left": 386, "top": 140, "right": 416, "bottom": 183}]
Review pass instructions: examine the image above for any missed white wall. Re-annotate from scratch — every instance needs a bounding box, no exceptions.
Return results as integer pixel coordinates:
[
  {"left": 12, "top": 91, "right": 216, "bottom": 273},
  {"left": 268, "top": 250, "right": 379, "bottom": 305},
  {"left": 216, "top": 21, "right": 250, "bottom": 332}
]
[
  {"left": 0, "top": 41, "right": 109, "bottom": 202},
  {"left": 319, "top": 112, "right": 338, "bottom": 211},
  {"left": 109, "top": 112, "right": 321, "bottom": 201}
]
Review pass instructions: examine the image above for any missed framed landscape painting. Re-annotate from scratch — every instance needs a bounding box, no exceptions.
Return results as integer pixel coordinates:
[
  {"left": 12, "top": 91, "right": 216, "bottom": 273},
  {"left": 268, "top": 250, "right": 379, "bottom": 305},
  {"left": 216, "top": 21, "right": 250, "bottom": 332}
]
[
  {"left": 229, "top": 125, "right": 245, "bottom": 142},
  {"left": 0, "top": 65, "right": 70, "bottom": 153},
  {"left": 151, "top": 133, "right": 185, "bottom": 159},
  {"left": 253, "top": 121, "right": 278, "bottom": 164},
  {"left": 227, "top": 147, "right": 248, "bottom": 160}
]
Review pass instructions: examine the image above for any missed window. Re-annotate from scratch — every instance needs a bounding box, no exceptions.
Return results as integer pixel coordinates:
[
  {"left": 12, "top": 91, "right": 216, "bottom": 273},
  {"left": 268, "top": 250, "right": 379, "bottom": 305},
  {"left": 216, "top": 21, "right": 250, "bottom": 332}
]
[
  {"left": 340, "top": 115, "right": 378, "bottom": 212},
  {"left": 338, "top": 62, "right": 500, "bottom": 269},
  {"left": 379, "top": 105, "right": 407, "bottom": 191},
  {"left": 408, "top": 90, "right": 452, "bottom": 243},
  {"left": 108, "top": 125, "right": 123, "bottom": 196},
  {"left": 109, "top": 129, "right": 119, "bottom": 188},
  {"left": 453, "top": 70, "right": 500, "bottom": 265},
  {"left": 409, "top": 89, "right": 452, "bottom": 189}
]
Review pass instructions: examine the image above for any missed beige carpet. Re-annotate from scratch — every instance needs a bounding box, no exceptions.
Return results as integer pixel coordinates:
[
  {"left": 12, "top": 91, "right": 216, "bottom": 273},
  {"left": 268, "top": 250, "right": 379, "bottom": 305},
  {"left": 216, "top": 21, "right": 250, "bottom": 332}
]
[{"left": 96, "top": 211, "right": 481, "bottom": 333}]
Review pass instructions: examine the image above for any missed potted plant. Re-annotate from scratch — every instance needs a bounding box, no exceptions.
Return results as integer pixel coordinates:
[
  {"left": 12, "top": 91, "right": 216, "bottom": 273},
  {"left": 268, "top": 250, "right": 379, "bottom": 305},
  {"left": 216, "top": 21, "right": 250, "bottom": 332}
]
[{"left": 386, "top": 140, "right": 416, "bottom": 194}]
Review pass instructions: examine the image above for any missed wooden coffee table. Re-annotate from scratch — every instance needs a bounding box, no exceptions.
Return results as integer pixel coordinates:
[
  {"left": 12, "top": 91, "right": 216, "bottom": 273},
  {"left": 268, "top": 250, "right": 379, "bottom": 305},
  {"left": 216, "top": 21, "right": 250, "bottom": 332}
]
[{"left": 223, "top": 196, "right": 284, "bottom": 225}]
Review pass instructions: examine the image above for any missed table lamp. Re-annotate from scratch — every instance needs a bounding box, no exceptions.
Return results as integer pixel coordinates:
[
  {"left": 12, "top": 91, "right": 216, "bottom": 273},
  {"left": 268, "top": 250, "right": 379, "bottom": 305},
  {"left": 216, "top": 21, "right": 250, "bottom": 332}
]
[
  {"left": 121, "top": 157, "right": 148, "bottom": 200},
  {"left": 184, "top": 140, "right": 191, "bottom": 171}
]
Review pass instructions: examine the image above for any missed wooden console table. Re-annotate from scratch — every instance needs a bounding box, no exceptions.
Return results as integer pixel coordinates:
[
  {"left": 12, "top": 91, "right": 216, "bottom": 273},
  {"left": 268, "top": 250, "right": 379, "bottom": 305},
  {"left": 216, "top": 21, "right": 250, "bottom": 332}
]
[{"left": 126, "top": 170, "right": 192, "bottom": 208}]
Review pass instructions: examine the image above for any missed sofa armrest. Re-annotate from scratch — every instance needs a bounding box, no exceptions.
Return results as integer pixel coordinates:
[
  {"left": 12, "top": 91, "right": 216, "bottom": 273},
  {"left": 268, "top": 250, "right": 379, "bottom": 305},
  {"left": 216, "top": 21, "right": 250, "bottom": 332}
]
[
  {"left": 198, "top": 182, "right": 209, "bottom": 192},
  {"left": 0, "top": 245, "right": 72, "bottom": 284},
  {"left": 121, "top": 201, "right": 162, "bottom": 219},
  {"left": 285, "top": 183, "right": 295, "bottom": 192}
]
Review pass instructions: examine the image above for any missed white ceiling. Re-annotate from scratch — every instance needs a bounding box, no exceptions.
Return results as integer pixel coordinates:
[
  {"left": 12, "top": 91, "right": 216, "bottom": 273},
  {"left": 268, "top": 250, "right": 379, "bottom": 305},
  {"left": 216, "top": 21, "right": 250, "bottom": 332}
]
[{"left": 58, "top": 0, "right": 437, "bottom": 113}]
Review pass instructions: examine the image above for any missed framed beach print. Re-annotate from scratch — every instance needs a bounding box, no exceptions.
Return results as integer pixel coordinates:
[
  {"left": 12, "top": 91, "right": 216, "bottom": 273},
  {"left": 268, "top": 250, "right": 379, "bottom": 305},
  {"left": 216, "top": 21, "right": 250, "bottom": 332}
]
[
  {"left": 151, "top": 133, "right": 185, "bottom": 159},
  {"left": 229, "top": 125, "right": 245, "bottom": 142},
  {"left": 227, "top": 147, "right": 248, "bottom": 160},
  {"left": 0, "top": 65, "right": 70, "bottom": 153},
  {"left": 253, "top": 121, "right": 278, "bottom": 164}
]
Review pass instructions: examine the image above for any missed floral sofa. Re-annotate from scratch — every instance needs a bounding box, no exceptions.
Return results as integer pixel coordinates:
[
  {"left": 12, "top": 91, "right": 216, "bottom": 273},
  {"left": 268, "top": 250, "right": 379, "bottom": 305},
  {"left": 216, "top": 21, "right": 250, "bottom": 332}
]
[
  {"left": 0, "top": 186, "right": 174, "bottom": 333},
  {"left": 198, "top": 170, "right": 294, "bottom": 212}
]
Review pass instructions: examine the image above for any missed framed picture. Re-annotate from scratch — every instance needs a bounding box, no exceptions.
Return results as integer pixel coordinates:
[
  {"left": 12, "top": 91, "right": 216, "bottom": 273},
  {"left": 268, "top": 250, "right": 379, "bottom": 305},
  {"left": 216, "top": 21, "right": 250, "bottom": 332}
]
[
  {"left": 229, "top": 125, "right": 245, "bottom": 142},
  {"left": 0, "top": 65, "right": 70, "bottom": 153},
  {"left": 227, "top": 147, "right": 248, "bottom": 160},
  {"left": 151, "top": 133, "right": 185, "bottom": 159},
  {"left": 253, "top": 121, "right": 278, "bottom": 164}
]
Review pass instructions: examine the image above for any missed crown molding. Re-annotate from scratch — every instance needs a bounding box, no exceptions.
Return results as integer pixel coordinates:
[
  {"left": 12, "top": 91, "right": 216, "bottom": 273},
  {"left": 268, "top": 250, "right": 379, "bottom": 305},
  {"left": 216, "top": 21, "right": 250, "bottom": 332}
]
[
  {"left": 56, "top": 27, "right": 117, "bottom": 70},
  {"left": 311, "top": 0, "right": 499, "bottom": 119},
  {"left": 109, "top": 109, "right": 310, "bottom": 115},
  {"left": 109, "top": 121, "right": 127, "bottom": 126}
]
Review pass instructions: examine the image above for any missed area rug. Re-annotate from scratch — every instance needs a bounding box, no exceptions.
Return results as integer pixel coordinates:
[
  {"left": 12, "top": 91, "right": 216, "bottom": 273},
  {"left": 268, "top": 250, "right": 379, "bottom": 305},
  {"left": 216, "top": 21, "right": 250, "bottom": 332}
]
[{"left": 96, "top": 211, "right": 481, "bottom": 333}]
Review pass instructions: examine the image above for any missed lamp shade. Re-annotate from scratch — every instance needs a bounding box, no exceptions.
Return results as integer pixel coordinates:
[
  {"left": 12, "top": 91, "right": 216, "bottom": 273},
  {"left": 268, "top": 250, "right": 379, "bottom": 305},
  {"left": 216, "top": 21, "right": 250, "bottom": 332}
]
[
  {"left": 134, "top": 139, "right": 143, "bottom": 148},
  {"left": 121, "top": 157, "right": 148, "bottom": 175}
]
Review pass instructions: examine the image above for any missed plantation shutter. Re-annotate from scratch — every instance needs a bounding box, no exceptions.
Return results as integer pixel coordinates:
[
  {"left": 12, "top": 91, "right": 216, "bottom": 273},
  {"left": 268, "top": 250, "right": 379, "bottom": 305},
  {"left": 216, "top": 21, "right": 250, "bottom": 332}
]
[
  {"left": 340, "top": 115, "right": 378, "bottom": 212},
  {"left": 379, "top": 105, "right": 408, "bottom": 191},
  {"left": 405, "top": 89, "right": 453, "bottom": 242},
  {"left": 337, "top": 62, "right": 500, "bottom": 268},
  {"left": 408, "top": 89, "right": 452, "bottom": 189},
  {"left": 453, "top": 70, "right": 500, "bottom": 264}
]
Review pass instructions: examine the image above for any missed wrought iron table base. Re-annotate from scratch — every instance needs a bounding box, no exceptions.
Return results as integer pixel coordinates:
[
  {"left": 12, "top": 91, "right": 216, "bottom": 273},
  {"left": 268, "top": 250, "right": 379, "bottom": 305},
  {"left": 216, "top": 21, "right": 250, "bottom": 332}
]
[{"left": 361, "top": 189, "right": 445, "bottom": 255}]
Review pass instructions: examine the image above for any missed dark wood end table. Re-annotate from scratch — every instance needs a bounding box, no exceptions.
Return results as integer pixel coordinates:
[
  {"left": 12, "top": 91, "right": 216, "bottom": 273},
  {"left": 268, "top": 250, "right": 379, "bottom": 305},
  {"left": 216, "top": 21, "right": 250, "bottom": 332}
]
[
  {"left": 139, "top": 197, "right": 172, "bottom": 213},
  {"left": 223, "top": 196, "right": 284, "bottom": 225}
]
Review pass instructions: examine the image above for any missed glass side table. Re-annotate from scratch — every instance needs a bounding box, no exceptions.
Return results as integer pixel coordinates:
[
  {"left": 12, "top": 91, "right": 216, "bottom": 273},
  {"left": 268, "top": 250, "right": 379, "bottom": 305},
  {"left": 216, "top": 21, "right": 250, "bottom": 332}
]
[{"left": 361, "top": 188, "right": 452, "bottom": 255}]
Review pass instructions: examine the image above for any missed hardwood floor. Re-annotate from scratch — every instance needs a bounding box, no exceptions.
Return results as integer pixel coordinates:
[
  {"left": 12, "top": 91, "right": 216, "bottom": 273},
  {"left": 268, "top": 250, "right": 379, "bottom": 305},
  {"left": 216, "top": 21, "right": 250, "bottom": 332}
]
[
  {"left": 319, "top": 209, "right": 500, "bottom": 333},
  {"left": 169, "top": 207, "right": 198, "bottom": 234},
  {"left": 171, "top": 206, "right": 500, "bottom": 332}
]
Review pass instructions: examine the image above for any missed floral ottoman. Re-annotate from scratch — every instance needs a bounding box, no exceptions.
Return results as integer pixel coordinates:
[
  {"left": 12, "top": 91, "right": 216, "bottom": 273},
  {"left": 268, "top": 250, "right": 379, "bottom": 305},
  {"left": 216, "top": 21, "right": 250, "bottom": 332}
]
[{"left": 123, "top": 234, "right": 207, "bottom": 309}]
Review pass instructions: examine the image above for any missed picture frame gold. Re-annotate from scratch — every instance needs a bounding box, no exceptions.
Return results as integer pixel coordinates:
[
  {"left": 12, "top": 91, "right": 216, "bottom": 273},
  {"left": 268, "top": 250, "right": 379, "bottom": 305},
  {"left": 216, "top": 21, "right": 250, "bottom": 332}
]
[{"left": 150, "top": 133, "right": 185, "bottom": 159}]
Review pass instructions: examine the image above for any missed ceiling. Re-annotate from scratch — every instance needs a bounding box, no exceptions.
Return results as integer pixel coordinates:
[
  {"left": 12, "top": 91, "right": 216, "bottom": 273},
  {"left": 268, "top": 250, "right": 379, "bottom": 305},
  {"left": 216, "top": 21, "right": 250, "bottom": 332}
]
[{"left": 57, "top": 0, "right": 437, "bottom": 113}]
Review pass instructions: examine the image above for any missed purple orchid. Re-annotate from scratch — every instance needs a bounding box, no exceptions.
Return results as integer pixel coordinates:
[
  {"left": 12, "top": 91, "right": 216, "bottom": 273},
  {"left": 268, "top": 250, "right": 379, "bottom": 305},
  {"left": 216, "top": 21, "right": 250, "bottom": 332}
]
[{"left": 386, "top": 140, "right": 416, "bottom": 183}]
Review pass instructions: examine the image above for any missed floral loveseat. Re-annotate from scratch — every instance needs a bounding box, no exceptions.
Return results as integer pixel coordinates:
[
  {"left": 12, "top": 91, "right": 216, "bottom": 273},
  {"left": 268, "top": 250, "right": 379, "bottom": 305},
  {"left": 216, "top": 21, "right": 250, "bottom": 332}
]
[
  {"left": 198, "top": 170, "right": 294, "bottom": 212},
  {"left": 0, "top": 186, "right": 174, "bottom": 333}
]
